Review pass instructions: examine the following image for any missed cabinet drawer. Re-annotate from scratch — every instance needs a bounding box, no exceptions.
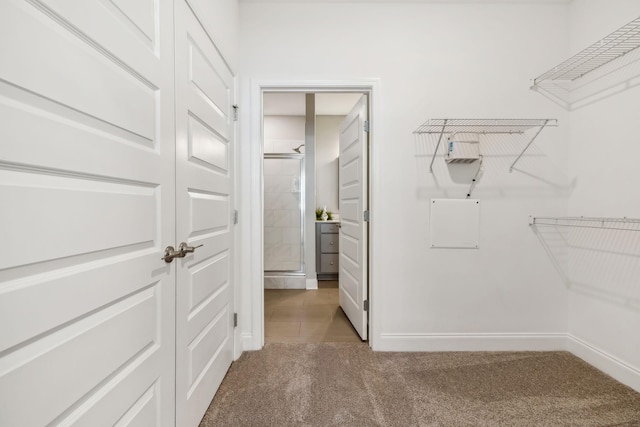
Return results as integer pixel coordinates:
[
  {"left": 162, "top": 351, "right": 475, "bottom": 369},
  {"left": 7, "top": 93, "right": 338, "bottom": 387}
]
[
  {"left": 320, "top": 223, "right": 339, "bottom": 233},
  {"left": 320, "top": 254, "right": 339, "bottom": 273},
  {"left": 320, "top": 234, "right": 338, "bottom": 253}
]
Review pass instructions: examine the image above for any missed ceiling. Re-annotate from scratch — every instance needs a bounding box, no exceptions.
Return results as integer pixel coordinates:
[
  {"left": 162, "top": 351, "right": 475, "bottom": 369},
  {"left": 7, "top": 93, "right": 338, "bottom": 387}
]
[{"left": 263, "top": 92, "right": 363, "bottom": 116}]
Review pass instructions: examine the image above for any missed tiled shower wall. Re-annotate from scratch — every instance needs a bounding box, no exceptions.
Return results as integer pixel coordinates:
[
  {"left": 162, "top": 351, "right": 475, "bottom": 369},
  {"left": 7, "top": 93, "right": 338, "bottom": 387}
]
[{"left": 264, "top": 157, "right": 304, "bottom": 273}]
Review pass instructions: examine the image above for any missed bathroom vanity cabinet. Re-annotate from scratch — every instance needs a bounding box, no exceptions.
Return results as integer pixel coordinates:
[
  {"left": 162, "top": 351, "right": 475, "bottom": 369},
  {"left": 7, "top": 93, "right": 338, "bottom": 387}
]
[{"left": 316, "top": 222, "right": 339, "bottom": 280}]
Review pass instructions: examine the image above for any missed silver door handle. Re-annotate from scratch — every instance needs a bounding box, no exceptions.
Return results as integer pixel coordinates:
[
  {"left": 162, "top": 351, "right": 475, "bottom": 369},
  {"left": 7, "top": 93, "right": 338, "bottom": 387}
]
[
  {"left": 178, "top": 242, "right": 203, "bottom": 254},
  {"left": 162, "top": 246, "right": 185, "bottom": 263}
]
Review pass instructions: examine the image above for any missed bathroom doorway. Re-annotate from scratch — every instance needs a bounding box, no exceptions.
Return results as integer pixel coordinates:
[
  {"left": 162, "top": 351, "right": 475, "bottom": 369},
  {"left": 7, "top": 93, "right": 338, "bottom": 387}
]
[{"left": 261, "top": 90, "right": 368, "bottom": 343}]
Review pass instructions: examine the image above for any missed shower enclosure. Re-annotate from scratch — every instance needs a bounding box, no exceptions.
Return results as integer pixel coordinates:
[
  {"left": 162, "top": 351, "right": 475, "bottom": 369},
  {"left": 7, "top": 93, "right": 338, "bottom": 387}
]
[{"left": 263, "top": 154, "right": 306, "bottom": 288}]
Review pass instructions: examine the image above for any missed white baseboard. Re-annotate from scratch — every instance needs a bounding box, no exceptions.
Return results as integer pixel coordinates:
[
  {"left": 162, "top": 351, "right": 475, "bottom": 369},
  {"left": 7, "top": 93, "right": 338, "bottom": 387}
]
[
  {"left": 373, "top": 332, "right": 640, "bottom": 392},
  {"left": 567, "top": 334, "right": 640, "bottom": 392},
  {"left": 374, "top": 332, "right": 567, "bottom": 352},
  {"left": 241, "top": 332, "right": 262, "bottom": 352},
  {"left": 239, "top": 328, "right": 640, "bottom": 392},
  {"left": 306, "top": 278, "right": 318, "bottom": 290}
]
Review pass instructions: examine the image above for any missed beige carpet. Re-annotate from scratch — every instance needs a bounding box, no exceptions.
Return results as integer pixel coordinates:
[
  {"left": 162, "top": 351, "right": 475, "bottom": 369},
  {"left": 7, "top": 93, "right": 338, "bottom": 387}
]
[{"left": 200, "top": 343, "right": 640, "bottom": 426}]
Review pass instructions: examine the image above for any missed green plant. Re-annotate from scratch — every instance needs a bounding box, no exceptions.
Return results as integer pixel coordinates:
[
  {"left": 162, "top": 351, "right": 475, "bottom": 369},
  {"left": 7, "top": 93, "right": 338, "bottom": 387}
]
[
  {"left": 326, "top": 211, "right": 333, "bottom": 220},
  {"left": 315, "top": 208, "right": 324, "bottom": 220}
]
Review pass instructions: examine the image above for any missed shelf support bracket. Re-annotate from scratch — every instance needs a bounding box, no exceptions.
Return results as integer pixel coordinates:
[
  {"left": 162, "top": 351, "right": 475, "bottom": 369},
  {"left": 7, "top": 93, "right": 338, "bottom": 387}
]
[
  {"left": 509, "top": 119, "right": 549, "bottom": 172},
  {"left": 466, "top": 155, "right": 483, "bottom": 199},
  {"left": 429, "top": 119, "right": 448, "bottom": 173}
]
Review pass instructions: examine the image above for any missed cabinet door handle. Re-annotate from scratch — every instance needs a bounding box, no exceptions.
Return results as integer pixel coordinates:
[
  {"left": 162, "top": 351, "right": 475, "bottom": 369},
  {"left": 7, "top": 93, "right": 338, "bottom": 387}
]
[{"left": 330, "top": 241, "right": 334, "bottom": 245}]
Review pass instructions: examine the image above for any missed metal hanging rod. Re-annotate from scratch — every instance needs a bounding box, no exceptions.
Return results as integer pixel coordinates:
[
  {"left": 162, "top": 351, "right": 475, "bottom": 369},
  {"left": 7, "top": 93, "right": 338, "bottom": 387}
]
[
  {"left": 414, "top": 118, "right": 558, "bottom": 172},
  {"left": 530, "top": 216, "right": 640, "bottom": 232},
  {"left": 532, "top": 16, "right": 640, "bottom": 85}
]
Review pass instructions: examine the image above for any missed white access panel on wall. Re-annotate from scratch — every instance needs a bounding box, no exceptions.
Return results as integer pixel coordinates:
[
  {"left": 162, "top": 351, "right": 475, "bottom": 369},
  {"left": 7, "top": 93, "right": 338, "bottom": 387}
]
[{"left": 430, "top": 199, "right": 480, "bottom": 248}]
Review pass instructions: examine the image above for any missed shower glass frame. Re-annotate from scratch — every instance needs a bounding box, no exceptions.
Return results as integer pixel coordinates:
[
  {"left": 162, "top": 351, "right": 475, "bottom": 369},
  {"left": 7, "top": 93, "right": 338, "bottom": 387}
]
[{"left": 263, "top": 153, "right": 306, "bottom": 276}]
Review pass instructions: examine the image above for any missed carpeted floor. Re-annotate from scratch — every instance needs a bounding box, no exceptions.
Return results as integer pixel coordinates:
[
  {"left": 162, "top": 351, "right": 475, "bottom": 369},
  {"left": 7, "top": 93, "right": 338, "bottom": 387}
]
[{"left": 199, "top": 343, "right": 640, "bottom": 427}]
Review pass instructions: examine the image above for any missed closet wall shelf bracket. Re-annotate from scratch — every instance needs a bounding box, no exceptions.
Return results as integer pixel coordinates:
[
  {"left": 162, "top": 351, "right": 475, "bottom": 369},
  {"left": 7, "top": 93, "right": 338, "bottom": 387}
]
[{"left": 413, "top": 118, "right": 558, "bottom": 172}]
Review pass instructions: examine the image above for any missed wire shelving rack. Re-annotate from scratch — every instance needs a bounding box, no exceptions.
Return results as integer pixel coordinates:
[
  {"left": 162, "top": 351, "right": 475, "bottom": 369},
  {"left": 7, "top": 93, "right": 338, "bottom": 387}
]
[
  {"left": 531, "top": 16, "right": 640, "bottom": 105},
  {"left": 533, "top": 16, "right": 640, "bottom": 85},
  {"left": 414, "top": 118, "right": 558, "bottom": 172},
  {"left": 530, "top": 216, "right": 640, "bottom": 232}
]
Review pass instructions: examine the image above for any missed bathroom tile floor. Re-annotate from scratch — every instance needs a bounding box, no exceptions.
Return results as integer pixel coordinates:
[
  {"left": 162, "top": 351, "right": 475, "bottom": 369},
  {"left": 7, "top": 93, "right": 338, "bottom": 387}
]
[{"left": 264, "top": 281, "right": 362, "bottom": 343}]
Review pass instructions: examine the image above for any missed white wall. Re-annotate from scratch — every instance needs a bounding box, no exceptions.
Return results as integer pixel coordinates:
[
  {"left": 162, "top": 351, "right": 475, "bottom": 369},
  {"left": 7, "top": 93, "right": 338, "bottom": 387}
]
[
  {"left": 565, "top": 0, "right": 640, "bottom": 391},
  {"left": 239, "top": 1, "right": 572, "bottom": 352},
  {"left": 316, "top": 115, "right": 343, "bottom": 215},
  {"left": 263, "top": 115, "right": 305, "bottom": 153}
]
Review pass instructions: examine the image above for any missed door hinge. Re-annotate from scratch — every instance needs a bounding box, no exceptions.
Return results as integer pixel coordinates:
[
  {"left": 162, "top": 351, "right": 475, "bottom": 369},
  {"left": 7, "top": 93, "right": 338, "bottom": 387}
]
[
  {"left": 363, "top": 300, "right": 369, "bottom": 312},
  {"left": 233, "top": 312, "right": 238, "bottom": 328},
  {"left": 232, "top": 104, "right": 239, "bottom": 122},
  {"left": 364, "top": 120, "right": 370, "bottom": 133},
  {"left": 233, "top": 209, "right": 239, "bottom": 225},
  {"left": 363, "top": 210, "right": 370, "bottom": 222}
]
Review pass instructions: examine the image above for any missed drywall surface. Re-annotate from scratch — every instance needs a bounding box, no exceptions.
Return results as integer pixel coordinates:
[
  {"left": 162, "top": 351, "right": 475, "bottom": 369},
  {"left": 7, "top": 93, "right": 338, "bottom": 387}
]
[
  {"left": 239, "top": 1, "right": 571, "bottom": 350},
  {"left": 316, "top": 116, "right": 343, "bottom": 216},
  {"left": 566, "top": 0, "right": 640, "bottom": 390},
  {"left": 263, "top": 115, "right": 305, "bottom": 153}
]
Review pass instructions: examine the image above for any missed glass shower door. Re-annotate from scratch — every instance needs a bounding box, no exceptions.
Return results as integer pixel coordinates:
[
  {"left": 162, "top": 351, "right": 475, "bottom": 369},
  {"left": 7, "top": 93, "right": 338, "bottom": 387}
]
[{"left": 263, "top": 155, "right": 305, "bottom": 274}]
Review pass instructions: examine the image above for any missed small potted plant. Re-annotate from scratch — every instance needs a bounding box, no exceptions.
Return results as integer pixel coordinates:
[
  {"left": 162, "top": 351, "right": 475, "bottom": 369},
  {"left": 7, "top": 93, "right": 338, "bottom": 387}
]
[{"left": 316, "top": 206, "right": 330, "bottom": 221}]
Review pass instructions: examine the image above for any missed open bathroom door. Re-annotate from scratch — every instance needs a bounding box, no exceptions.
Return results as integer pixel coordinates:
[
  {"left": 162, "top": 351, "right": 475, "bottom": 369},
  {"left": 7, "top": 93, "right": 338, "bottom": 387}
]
[{"left": 338, "top": 95, "right": 368, "bottom": 340}]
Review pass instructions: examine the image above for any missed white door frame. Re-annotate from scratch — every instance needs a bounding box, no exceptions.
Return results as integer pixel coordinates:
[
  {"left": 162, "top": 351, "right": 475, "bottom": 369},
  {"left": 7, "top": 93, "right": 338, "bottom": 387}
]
[{"left": 244, "top": 79, "right": 381, "bottom": 351}]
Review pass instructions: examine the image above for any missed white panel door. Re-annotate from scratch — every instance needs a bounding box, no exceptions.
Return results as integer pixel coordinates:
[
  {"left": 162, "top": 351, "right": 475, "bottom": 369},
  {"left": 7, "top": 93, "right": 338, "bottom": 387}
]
[
  {"left": 0, "top": 0, "right": 176, "bottom": 426},
  {"left": 174, "top": 1, "right": 236, "bottom": 426},
  {"left": 338, "top": 95, "right": 369, "bottom": 340}
]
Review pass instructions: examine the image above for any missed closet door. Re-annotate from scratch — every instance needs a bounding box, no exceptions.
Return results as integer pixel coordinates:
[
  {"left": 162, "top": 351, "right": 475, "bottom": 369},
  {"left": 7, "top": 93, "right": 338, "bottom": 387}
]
[
  {"left": 0, "top": 0, "right": 176, "bottom": 426},
  {"left": 174, "top": 1, "right": 236, "bottom": 426}
]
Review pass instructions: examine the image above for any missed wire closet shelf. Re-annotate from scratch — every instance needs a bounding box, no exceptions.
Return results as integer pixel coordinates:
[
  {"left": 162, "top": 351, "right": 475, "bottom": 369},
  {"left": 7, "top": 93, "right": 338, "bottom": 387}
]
[
  {"left": 530, "top": 216, "right": 640, "bottom": 232},
  {"left": 413, "top": 118, "right": 558, "bottom": 172},
  {"left": 532, "top": 16, "right": 640, "bottom": 86}
]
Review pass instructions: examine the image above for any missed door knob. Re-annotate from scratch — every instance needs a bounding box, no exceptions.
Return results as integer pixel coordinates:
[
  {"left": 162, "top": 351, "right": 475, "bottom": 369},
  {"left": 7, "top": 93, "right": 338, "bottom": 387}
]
[
  {"left": 178, "top": 242, "right": 203, "bottom": 255},
  {"left": 162, "top": 246, "right": 185, "bottom": 263}
]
